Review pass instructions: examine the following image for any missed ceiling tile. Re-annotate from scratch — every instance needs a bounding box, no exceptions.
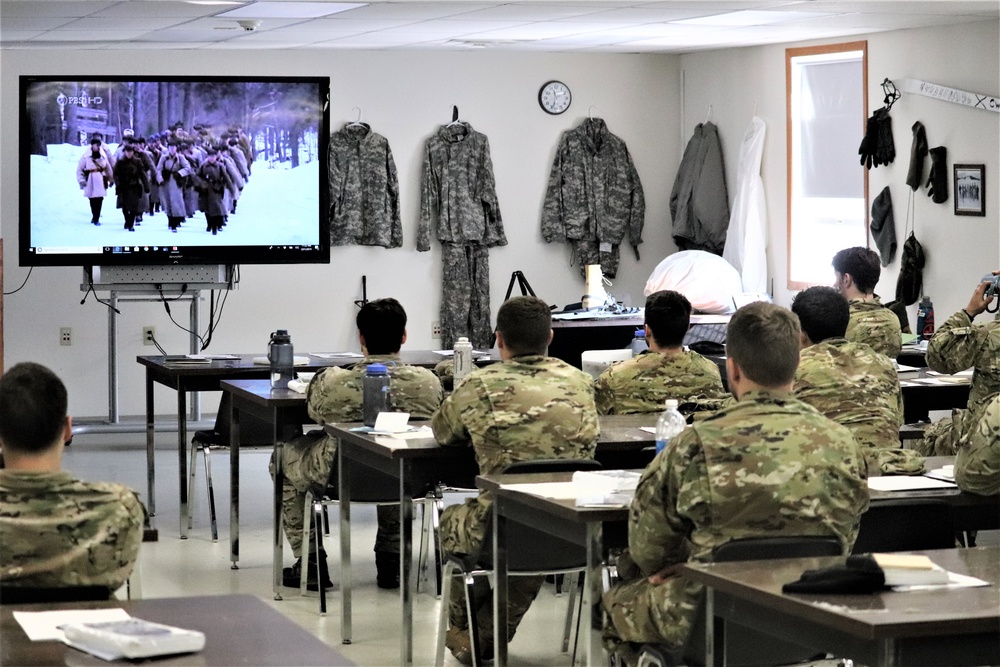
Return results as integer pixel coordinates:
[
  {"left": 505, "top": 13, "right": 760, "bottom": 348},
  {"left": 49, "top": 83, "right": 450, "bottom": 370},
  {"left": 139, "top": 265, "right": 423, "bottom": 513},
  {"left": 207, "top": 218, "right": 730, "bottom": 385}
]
[
  {"left": 0, "top": 1, "right": 117, "bottom": 19},
  {"left": 31, "top": 30, "right": 149, "bottom": 41},
  {"left": 332, "top": 2, "right": 493, "bottom": 20},
  {"left": 216, "top": 2, "right": 365, "bottom": 19},
  {"left": 0, "top": 16, "right": 76, "bottom": 30},
  {"left": 88, "top": 2, "right": 227, "bottom": 19},
  {"left": 57, "top": 16, "right": 196, "bottom": 31}
]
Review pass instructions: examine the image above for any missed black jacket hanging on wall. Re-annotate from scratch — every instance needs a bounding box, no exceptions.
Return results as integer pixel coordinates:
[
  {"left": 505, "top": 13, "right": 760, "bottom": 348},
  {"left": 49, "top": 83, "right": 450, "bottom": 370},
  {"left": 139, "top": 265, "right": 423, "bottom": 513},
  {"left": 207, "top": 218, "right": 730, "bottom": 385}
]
[{"left": 670, "top": 122, "right": 730, "bottom": 255}]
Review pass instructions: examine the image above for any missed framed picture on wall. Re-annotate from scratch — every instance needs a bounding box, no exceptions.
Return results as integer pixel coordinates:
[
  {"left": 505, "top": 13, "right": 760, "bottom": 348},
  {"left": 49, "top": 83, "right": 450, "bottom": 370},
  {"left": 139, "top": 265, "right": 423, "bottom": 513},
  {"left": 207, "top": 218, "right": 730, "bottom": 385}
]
[{"left": 954, "top": 164, "right": 985, "bottom": 216}]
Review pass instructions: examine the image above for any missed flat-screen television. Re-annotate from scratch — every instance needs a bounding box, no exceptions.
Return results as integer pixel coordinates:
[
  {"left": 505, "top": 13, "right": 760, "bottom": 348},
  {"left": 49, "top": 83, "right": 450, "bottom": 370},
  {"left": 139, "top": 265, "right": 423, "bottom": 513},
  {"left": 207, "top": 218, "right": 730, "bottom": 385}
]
[{"left": 19, "top": 75, "right": 330, "bottom": 266}]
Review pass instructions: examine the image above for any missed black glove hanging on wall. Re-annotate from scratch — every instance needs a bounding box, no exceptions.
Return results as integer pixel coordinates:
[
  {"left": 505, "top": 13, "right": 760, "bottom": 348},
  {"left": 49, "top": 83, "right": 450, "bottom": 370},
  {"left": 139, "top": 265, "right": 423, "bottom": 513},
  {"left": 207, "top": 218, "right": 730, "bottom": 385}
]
[
  {"left": 926, "top": 146, "right": 948, "bottom": 203},
  {"left": 859, "top": 112, "right": 880, "bottom": 170},
  {"left": 875, "top": 108, "right": 895, "bottom": 166},
  {"left": 906, "top": 121, "right": 928, "bottom": 190}
]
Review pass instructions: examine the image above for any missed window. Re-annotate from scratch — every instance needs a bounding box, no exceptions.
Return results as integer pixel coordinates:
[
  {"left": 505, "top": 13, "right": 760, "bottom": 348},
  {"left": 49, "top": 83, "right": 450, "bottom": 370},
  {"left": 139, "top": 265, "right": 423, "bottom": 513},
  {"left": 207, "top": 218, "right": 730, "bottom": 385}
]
[{"left": 786, "top": 42, "right": 868, "bottom": 289}]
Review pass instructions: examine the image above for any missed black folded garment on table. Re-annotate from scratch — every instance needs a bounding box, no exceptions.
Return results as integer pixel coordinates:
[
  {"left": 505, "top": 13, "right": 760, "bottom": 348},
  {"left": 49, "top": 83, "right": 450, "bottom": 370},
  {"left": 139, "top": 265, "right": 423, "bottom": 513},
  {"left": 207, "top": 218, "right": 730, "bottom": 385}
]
[{"left": 782, "top": 555, "right": 886, "bottom": 594}]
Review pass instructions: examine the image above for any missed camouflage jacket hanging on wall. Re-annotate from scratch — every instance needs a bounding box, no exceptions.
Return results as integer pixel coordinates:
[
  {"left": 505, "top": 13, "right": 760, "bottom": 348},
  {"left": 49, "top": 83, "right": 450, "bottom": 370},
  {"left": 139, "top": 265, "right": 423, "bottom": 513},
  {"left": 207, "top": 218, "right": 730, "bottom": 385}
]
[{"left": 329, "top": 124, "right": 402, "bottom": 248}]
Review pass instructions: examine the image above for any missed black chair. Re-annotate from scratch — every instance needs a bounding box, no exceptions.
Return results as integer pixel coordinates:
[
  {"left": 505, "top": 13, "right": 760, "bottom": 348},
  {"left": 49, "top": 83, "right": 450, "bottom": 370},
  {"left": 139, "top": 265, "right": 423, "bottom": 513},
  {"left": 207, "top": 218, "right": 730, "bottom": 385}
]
[
  {"left": 434, "top": 458, "right": 602, "bottom": 667},
  {"left": 189, "top": 392, "right": 277, "bottom": 541},
  {"left": 636, "top": 536, "right": 843, "bottom": 667},
  {"left": 0, "top": 585, "right": 114, "bottom": 605},
  {"left": 852, "top": 499, "right": 955, "bottom": 554}
]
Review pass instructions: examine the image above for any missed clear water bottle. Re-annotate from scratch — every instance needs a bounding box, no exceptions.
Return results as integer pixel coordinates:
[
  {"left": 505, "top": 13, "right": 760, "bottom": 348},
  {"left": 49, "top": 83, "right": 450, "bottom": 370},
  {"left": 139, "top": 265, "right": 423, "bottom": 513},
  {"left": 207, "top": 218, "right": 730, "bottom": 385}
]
[
  {"left": 916, "top": 296, "right": 935, "bottom": 341},
  {"left": 362, "top": 363, "right": 391, "bottom": 427},
  {"left": 655, "top": 399, "right": 686, "bottom": 455},
  {"left": 453, "top": 336, "right": 474, "bottom": 386},
  {"left": 631, "top": 329, "right": 649, "bottom": 356},
  {"left": 268, "top": 329, "right": 294, "bottom": 389}
]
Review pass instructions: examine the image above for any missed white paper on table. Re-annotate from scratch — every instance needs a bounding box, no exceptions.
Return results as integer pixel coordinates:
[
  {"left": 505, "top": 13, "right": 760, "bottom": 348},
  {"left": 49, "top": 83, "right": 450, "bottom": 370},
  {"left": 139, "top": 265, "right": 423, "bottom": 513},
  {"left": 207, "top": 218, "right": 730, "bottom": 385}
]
[
  {"left": 372, "top": 412, "right": 410, "bottom": 433},
  {"left": 286, "top": 379, "right": 309, "bottom": 394},
  {"left": 501, "top": 482, "right": 584, "bottom": 499},
  {"left": 380, "top": 426, "right": 434, "bottom": 440},
  {"left": 310, "top": 352, "right": 363, "bottom": 359},
  {"left": 893, "top": 571, "right": 991, "bottom": 591},
  {"left": 640, "top": 426, "right": 657, "bottom": 434},
  {"left": 868, "top": 476, "right": 957, "bottom": 491},
  {"left": 13, "top": 609, "right": 131, "bottom": 642},
  {"left": 186, "top": 354, "right": 239, "bottom": 360},
  {"left": 924, "top": 465, "right": 955, "bottom": 482},
  {"left": 895, "top": 364, "right": 922, "bottom": 373}
]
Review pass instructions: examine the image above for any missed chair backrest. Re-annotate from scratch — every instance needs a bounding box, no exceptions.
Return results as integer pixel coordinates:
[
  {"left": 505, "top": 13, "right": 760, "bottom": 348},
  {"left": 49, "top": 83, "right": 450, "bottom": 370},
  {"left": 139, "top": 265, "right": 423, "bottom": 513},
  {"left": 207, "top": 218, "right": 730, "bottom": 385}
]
[
  {"left": 682, "top": 536, "right": 842, "bottom": 667},
  {"left": 478, "top": 459, "right": 602, "bottom": 572},
  {"left": 0, "top": 585, "right": 113, "bottom": 605},
  {"left": 851, "top": 498, "right": 955, "bottom": 554},
  {"left": 194, "top": 392, "right": 276, "bottom": 447}
]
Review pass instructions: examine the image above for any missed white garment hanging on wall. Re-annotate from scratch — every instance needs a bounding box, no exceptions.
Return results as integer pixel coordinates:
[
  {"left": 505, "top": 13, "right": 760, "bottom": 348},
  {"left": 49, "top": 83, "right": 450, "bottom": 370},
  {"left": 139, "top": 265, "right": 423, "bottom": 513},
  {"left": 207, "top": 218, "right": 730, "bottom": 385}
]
[{"left": 723, "top": 116, "right": 768, "bottom": 294}]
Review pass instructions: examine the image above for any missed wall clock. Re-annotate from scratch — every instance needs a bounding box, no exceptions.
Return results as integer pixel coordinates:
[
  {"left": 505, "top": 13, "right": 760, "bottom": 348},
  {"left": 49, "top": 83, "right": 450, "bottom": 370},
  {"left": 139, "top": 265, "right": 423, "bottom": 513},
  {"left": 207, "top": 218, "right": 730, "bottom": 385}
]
[{"left": 538, "top": 80, "right": 571, "bottom": 115}]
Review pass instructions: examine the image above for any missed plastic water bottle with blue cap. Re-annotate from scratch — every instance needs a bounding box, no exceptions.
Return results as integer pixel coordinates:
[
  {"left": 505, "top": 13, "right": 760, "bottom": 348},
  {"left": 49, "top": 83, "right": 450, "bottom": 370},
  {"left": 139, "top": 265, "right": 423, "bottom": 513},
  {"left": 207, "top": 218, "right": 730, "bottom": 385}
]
[
  {"left": 362, "top": 363, "right": 390, "bottom": 427},
  {"left": 655, "top": 399, "right": 686, "bottom": 455},
  {"left": 631, "top": 329, "right": 648, "bottom": 356}
]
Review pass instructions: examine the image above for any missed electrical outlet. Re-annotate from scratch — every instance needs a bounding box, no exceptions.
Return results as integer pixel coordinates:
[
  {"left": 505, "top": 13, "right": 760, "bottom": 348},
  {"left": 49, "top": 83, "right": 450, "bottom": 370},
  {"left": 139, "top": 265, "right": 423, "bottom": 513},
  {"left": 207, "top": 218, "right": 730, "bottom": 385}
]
[
  {"left": 59, "top": 327, "right": 72, "bottom": 346},
  {"left": 143, "top": 326, "right": 156, "bottom": 346},
  {"left": 431, "top": 321, "right": 442, "bottom": 338}
]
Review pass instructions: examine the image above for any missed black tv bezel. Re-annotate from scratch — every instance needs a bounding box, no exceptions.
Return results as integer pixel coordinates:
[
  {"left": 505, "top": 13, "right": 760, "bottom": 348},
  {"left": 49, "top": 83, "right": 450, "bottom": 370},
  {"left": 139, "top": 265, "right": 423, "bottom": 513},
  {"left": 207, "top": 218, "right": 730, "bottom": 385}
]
[{"left": 19, "top": 74, "right": 331, "bottom": 267}]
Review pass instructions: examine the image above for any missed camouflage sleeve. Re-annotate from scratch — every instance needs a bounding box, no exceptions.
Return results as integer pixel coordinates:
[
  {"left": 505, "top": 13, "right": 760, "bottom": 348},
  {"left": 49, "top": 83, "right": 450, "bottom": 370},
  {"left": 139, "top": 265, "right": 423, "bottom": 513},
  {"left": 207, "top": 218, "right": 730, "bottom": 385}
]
[
  {"left": 416, "top": 140, "right": 435, "bottom": 252},
  {"left": 328, "top": 139, "right": 342, "bottom": 225},
  {"left": 627, "top": 147, "right": 645, "bottom": 260},
  {"left": 627, "top": 431, "right": 698, "bottom": 575},
  {"left": 594, "top": 370, "right": 616, "bottom": 415},
  {"left": 386, "top": 144, "right": 402, "bottom": 249},
  {"left": 541, "top": 138, "right": 567, "bottom": 243},
  {"left": 926, "top": 310, "right": 988, "bottom": 374},
  {"left": 479, "top": 136, "right": 507, "bottom": 248},
  {"left": 306, "top": 367, "right": 361, "bottom": 424},
  {"left": 955, "top": 395, "right": 1000, "bottom": 496},
  {"left": 431, "top": 381, "right": 475, "bottom": 446}
]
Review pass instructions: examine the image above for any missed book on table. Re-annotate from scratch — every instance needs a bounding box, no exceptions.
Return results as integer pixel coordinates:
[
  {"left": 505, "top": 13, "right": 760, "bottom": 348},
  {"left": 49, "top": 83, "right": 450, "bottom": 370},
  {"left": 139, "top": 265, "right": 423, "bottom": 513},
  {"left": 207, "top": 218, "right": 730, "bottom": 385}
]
[
  {"left": 872, "top": 553, "right": 951, "bottom": 586},
  {"left": 61, "top": 618, "right": 205, "bottom": 660}
]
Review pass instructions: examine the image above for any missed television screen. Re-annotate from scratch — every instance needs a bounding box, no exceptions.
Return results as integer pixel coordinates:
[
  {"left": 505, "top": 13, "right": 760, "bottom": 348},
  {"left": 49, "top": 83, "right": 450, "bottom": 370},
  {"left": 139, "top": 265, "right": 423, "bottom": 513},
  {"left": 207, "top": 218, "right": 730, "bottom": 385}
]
[{"left": 19, "top": 75, "right": 330, "bottom": 266}]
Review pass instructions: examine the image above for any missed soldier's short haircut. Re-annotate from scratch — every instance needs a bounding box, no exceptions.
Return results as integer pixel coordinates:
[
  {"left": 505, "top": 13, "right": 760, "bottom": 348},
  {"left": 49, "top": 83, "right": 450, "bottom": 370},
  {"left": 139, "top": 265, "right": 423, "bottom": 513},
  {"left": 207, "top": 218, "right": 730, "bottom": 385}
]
[
  {"left": 357, "top": 298, "right": 407, "bottom": 355},
  {"left": 496, "top": 296, "right": 552, "bottom": 357},
  {"left": 0, "top": 362, "right": 68, "bottom": 454},
  {"left": 792, "top": 286, "right": 850, "bottom": 343},
  {"left": 644, "top": 290, "right": 692, "bottom": 348},
  {"left": 832, "top": 247, "right": 881, "bottom": 294},
  {"left": 726, "top": 302, "right": 800, "bottom": 387}
]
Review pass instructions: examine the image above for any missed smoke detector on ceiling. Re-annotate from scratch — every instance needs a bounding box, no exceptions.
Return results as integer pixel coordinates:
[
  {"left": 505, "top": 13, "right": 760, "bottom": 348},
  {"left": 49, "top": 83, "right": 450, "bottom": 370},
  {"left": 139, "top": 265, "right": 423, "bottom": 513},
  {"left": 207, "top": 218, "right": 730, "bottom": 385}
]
[{"left": 237, "top": 19, "right": 261, "bottom": 32}]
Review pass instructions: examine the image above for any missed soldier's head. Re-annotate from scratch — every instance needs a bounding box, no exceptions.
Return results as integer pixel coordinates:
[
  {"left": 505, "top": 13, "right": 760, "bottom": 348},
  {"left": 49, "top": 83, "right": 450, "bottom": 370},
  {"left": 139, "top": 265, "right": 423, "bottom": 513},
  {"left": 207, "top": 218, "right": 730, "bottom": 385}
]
[
  {"left": 356, "top": 298, "right": 407, "bottom": 355},
  {"left": 644, "top": 290, "right": 691, "bottom": 350},
  {"left": 0, "top": 362, "right": 71, "bottom": 461},
  {"left": 725, "top": 302, "right": 800, "bottom": 397},
  {"left": 495, "top": 296, "right": 553, "bottom": 359},
  {"left": 792, "top": 286, "right": 849, "bottom": 346},
  {"left": 832, "top": 246, "right": 881, "bottom": 297},
  {"left": 123, "top": 143, "right": 135, "bottom": 158}
]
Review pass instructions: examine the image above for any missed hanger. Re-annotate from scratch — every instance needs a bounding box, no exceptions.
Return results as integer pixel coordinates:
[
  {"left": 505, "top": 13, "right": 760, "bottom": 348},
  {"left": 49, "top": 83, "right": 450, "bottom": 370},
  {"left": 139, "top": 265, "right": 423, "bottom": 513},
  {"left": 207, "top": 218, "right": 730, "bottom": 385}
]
[
  {"left": 588, "top": 105, "right": 597, "bottom": 120},
  {"left": 347, "top": 106, "right": 366, "bottom": 128},
  {"left": 881, "top": 78, "right": 900, "bottom": 112},
  {"left": 446, "top": 104, "right": 464, "bottom": 127},
  {"left": 704, "top": 104, "right": 713, "bottom": 124}
]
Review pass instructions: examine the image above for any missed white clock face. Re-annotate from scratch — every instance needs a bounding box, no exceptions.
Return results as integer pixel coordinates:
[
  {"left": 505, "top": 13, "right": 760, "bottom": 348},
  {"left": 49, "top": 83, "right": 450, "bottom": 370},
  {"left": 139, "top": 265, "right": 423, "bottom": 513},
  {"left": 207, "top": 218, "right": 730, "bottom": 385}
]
[{"left": 539, "top": 81, "right": 571, "bottom": 115}]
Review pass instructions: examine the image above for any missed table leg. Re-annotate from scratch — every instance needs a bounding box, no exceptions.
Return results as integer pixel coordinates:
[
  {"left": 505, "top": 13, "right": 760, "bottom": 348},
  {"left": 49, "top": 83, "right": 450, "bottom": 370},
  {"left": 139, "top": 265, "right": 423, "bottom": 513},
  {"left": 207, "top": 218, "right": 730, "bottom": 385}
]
[
  {"left": 400, "top": 459, "right": 414, "bottom": 665},
  {"left": 705, "top": 586, "right": 720, "bottom": 667},
  {"left": 178, "top": 389, "right": 189, "bottom": 539},
  {"left": 878, "top": 639, "right": 898, "bottom": 667},
  {"left": 494, "top": 499, "right": 509, "bottom": 667},
  {"left": 585, "top": 522, "right": 603, "bottom": 667},
  {"left": 340, "top": 441, "right": 352, "bottom": 644},
  {"left": 145, "top": 371, "right": 156, "bottom": 517},
  {"left": 230, "top": 399, "right": 241, "bottom": 570},
  {"left": 271, "top": 409, "right": 282, "bottom": 598}
]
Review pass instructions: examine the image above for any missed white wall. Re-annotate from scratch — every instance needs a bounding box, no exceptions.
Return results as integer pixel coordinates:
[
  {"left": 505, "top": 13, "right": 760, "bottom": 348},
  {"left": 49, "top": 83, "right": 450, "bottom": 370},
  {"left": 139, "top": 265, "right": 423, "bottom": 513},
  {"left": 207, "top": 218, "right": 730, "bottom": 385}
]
[
  {"left": 1, "top": 50, "right": 680, "bottom": 417},
  {"left": 679, "top": 20, "right": 1000, "bottom": 322}
]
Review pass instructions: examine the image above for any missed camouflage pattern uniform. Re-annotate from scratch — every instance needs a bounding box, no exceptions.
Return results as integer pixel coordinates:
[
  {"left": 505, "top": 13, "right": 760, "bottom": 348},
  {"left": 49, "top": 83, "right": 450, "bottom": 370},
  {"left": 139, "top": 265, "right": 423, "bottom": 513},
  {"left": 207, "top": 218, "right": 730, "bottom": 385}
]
[
  {"left": 541, "top": 118, "right": 645, "bottom": 278},
  {"left": 793, "top": 338, "right": 910, "bottom": 474},
  {"left": 955, "top": 393, "right": 1000, "bottom": 496},
  {"left": 602, "top": 390, "right": 868, "bottom": 654},
  {"left": 269, "top": 355, "right": 443, "bottom": 557},
  {"left": 433, "top": 355, "right": 600, "bottom": 646},
  {"left": 846, "top": 297, "right": 902, "bottom": 358},
  {"left": 418, "top": 123, "right": 506, "bottom": 349},
  {"left": 922, "top": 311, "right": 1000, "bottom": 455},
  {"left": 328, "top": 124, "right": 401, "bottom": 248},
  {"left": 594, "top": 349, "right": 726, "bottom": 415},
  {"left": 0, "top": 471, "right": 146, "bottom": 590}
]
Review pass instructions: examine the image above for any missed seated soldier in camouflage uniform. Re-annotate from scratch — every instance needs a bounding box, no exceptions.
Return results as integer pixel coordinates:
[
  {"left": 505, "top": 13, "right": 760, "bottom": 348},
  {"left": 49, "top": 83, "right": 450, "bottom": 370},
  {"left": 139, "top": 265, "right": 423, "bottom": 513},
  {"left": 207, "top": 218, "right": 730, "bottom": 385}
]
[
  {"left": 790, "top": 286, "right": 914, "bottom": 475},
  {"left": 602, "top": 303, "right": 869, "bottom": 666},
  {"left": 269, "top": 298, "right": 442, "bottom": 590},
  {"left": 955, "top": 392, "right": 1000, "bottom": 496},
  {"left": 595, "top": 290, "right": 727, "bottom": 415},
  {"left": 0, "top": 362, "right": 146, "bottom": 593},
  {"left": 922, "top": 272, "right": 1000, "bottom": 455},
  {"left": 433, "top": 296, "right": 600, "bottom": 665},
  {"left": 833, "top": 246, "right": 902, "bottom": 358}
]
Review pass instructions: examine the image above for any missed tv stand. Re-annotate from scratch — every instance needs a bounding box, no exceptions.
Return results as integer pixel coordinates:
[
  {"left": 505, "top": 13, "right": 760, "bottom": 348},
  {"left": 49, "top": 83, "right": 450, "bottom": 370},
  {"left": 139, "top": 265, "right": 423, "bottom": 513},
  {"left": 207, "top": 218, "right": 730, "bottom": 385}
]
[{"left": 74, "top": 265, "right": 235, "bottom": 435}]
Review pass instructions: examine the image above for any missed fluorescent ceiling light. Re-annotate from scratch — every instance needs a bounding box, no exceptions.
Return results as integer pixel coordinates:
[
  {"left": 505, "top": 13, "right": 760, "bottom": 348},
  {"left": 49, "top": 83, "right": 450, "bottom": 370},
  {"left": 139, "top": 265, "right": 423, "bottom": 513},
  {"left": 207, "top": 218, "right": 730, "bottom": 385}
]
[{"left": 217, "top": 3, "right": 366, "bottom": 19}]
